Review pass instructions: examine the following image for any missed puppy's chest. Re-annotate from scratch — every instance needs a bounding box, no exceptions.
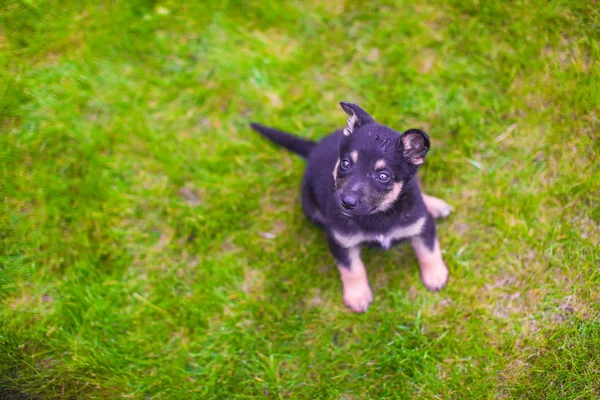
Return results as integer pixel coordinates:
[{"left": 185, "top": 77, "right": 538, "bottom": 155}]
[{"left": 332, "top": 216, "right": 426, "bottom": 249}]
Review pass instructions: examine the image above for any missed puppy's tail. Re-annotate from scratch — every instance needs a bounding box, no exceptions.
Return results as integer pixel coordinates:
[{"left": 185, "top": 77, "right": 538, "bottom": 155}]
[{"left": 250, "top": 122, "right": 316, "bottom": 159}]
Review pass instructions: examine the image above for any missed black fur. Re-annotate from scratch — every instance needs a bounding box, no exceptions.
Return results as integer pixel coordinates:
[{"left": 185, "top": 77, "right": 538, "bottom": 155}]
[{"left": 250, "top": 102, "right": 438, "bottom": 264}]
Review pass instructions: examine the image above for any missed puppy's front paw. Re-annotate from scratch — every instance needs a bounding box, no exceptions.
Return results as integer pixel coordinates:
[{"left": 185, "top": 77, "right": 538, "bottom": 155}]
[
  {"left": 343, "top": 282, "right": 373, "bottom": 313},
  {"left": 423, "top": 195, "right": 453, "bottom": 219},
  {"left": 421, "top": 262, "right": 449, "bottom": 292}
]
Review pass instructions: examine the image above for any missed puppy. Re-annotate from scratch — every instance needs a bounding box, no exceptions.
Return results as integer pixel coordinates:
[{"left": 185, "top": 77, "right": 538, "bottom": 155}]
[{"left": 251, "top": 102, "right": 452, "bottom": 312}]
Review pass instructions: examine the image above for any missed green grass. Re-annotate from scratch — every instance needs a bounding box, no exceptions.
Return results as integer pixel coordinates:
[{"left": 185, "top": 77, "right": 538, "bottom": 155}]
[{"left": 1, "top": 0, "right": 598, "bottom": 398}]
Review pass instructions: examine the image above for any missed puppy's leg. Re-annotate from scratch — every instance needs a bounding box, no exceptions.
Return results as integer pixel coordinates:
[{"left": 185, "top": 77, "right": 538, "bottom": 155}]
[
  {"left": 410, "top": 217, "right": 449, "bottom": 291},
  {"left": 327, "top": 236, "right": 372, "bottom": 312},
  {"left": 422, "top": 193, "right": 453, "bottom": 219}
]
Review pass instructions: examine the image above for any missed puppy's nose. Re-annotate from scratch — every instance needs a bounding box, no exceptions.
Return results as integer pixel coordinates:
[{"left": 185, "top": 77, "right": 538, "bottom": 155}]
[{"left": 341, "top": 194, "right": 358, "bottom": 210}]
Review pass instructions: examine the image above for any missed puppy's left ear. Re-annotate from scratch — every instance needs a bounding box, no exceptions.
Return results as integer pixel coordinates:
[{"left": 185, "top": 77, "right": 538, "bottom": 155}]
[
  {"left": 339, "top": 102, "right": 375, "bottom": 136},
  {"left": 399, "top": 129, "right": 430, "bottom": 166}
]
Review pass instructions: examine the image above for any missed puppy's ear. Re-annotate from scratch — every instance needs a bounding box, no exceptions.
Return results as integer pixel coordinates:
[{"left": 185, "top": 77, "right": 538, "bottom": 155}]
[
  {"left": 399, "top": 129, "right": 430, "bottom": 166},
  {"left": 339, "top": 102, "right": 375, "bottom": 136}
]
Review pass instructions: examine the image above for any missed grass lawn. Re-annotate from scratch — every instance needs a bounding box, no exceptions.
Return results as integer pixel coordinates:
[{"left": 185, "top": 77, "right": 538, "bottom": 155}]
[{"left": 1, "top": 0, "right": 599, "bottom": 398}]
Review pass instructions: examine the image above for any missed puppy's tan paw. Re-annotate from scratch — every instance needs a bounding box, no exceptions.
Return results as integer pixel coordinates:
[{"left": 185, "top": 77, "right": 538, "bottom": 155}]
[
  {"left": 421, "top": 262, "right": 449, "bottom": 292},
  {"left": 343, "top": 283, "right": 373, "bottom": 313},
  {"left": 423, "top": 195, "right": 453, "bottom": 219}
]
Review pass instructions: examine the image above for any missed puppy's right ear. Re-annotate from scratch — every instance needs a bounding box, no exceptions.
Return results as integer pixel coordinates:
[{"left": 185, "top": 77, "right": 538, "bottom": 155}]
[
  {"left": 399, "top": 129, "right": 430, "bottom": 166},
  {"left": 339, "top": 102, "right": 375, "bottom": 136}
]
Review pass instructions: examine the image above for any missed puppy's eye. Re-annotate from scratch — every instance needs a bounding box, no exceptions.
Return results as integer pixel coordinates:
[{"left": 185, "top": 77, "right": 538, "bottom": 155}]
[
  {"left": 377, "top": 172, "right": 390, "bottom": 182},
  {"left": 340, "top": 159, "right": 351, "bottom": 169}
]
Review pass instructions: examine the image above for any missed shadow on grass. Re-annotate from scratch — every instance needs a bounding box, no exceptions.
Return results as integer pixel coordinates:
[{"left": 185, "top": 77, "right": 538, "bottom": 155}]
[
  {"left": 508, "top": 319, "right": 600, "bottom": 398},
  {"left": 0, "top": 383, "right": 38, "bottom": 400}
]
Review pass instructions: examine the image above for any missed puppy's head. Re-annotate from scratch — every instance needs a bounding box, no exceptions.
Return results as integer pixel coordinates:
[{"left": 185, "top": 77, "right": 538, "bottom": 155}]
[{"left": 333, "top": 102, "right": 430, "bottom": 216}]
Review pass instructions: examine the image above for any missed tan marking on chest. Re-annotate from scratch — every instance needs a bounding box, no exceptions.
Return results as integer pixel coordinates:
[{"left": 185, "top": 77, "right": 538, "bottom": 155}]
[{"left": 332, "top": 216, "right": 426, "bottom": 249}]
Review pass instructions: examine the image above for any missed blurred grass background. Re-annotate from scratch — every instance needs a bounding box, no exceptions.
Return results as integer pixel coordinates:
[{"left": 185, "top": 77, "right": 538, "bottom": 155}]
[{"left": 0, "top": 0, "right": 599, "bottom": 398}]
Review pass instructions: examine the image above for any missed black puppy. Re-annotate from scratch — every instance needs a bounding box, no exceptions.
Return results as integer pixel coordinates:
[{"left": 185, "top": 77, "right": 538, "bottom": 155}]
[{"left": 251, "top": 102, "right": 452, "bottom": 312}]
